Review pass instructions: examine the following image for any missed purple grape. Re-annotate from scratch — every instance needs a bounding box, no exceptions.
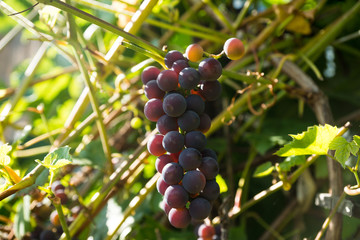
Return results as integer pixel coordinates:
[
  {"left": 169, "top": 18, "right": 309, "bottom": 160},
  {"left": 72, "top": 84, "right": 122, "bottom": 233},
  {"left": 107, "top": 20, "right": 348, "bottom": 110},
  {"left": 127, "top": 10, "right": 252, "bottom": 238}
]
[
  {"left": 178, "top": 110, "right": 200, "bottom": 132},
  {"left": 165, "top": 50, "right": 186, "bottom": 68},
  {"left": 156, "top": 115, "right": 178, "bottom": 135},
  {"left": 179, "top": 67, "right": 200, "bottom": 90},
  {"left": 200, "top": 179, "right": 220, "bottom": 201},
  {"left": 199, "top": 157, "right": 219, "bottom": 180},
  {"left": 144, "top": 80, "right": 165, "bottom": 99},
  {"left": 201, "top": 148, "right": 218, "bottom": 160},
  {"left": 155, "top": 154, "right": 174, "bottom": 173},
  {"left": 198, "top": 58, "right": 222, "bottom": 81},
  {"left": 182, "top": 170, "right": 206, "bottom": 194},
  {"left": 185, "top": 131, "right": 207, "bottom": 151},
  {"left": 163, "top": 93, "right": 187, "bottom": 117},
  {"left": 198, "top": 113, "right": 211, "bottom": 133},
  {"left": 156, "top": 69, "right": 179, "bottom": 92},
  {"left": 157, "top": 176, "right": 170, "bottom": 195},
  {"left": 144, "top": 98, "right": 165, "bottom": 122},
  {"left": 172, "top": 59, "right": 189, "bottom": 74},
  {"left": 141, "top": 66, "right": 161, "bottom": 85},
  {"left": 51, "top": 180, "right": 65, "bottom": 192},
  {"left": 162, "top": 162, "right": 184, "bottom": 185},
  {"left": 186, "top": 94, "right": 205, "bottom": 115},
  {"left": 189, "top": 197, "right": 212, "bottom": 220},
  {"left": 168, "top": 208, "right": 191, "bottom": 229},
  {"left": 164, "top": 185, "right": 189, "bottom": 208},
  {"left": 178, "top": 148, "right": 202, "bottom": 171},
  {"left": 198, "top": 224, "right": 216, "bottom": 239},
  {"left": 199, "top": 80, "right": 222, "bottom": 101},
  {"left": 163, "top": 131, "right": 184, "bottom": 153},
  {"left": 162, "top": 200, "right": 171, "bottom": 215},
  {"left": 147, "top": 134, "right": 166, "bottom": 156}
]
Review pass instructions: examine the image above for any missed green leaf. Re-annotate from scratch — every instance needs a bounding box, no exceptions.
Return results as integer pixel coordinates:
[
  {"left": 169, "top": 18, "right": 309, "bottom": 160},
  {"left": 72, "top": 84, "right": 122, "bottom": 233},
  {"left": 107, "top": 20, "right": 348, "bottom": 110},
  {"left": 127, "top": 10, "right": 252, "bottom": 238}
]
[
  {"left": 353, "top": 135, "right": 360, "bottom": 147},
  {"left": 329, "top": 136, "right": 359, "bottom": 168},
  {"left": 253, "top": 162, "right": 274, "bottom": 178},
  {"left": 13, "top": 196, "right": 31, "bottom": 240},
  {"left": 216, "top": 174, "right": 228, "bottom": 194},
  {"left": 38, "top": 146, "right": 72, "bottom": 170},
  {"left": 0, "top": 144, "right": 11, "bottom": 166},
  {"left": 275, "top": 124, "right": 339, "bottom": 157},
  {"left": 279, "top": 155, "right": 306, "bottom": 172}
]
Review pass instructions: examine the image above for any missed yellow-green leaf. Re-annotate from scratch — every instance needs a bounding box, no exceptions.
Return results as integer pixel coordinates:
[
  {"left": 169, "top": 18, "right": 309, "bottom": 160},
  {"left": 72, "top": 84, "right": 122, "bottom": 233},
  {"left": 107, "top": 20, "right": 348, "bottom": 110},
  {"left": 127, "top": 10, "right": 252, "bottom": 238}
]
[
  {"left": 253, "top": 162, "right": 274, "bottom": 178},
  {"left": 0, "top": 144, "right": 11, "bottom": 166}
]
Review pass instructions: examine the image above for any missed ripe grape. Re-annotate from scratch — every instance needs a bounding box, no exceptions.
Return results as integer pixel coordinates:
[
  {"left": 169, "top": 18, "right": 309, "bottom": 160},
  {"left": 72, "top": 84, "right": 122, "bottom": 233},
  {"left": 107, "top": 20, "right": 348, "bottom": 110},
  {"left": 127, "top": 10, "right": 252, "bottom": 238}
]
[
  {"left": 199, "top": 80, "right": 222, "bottom": 101},
  {"left": 223, "top": 38, "right": 245, "bottom": 60},
  {"left": 144, "top": 98, "right": 165, "bottom": 122},
  {"left": 198, "top": 224, "right": 216, "bottom": 239},
  {"left": 51, "top": 180, "right": 65, "bottom": 192},
  {"left": 50, "top": 211, "right": 60, "bottom": 226},
  {"left": 162, "top": 162, "right": 184, "bottom": 185},
  {"left": 186, "top": 94, "right": 205, "bottom": 115},
  {"left": 141, "top": 66, "right": 161, "bottom": 85},
  {"left": 198, "top": 113, "right": 211, "bottom": 133},
  {"left": 156, "top": 69, "right": 179, "bottom": 92},
  {"left": 168, "top": 208, "right": 191, "bottom": 229},
  {"left": 144, "top": 80, "right": 165, "bottom": 99},
  {"left": 39, "top": 229, "right": 58, "bottom": 240},
  {"left": 163, "top": 131, "right": 184, "bottom": 153},
  {"left": 182, "top": 170, "right": 206, "bottom": 194},
  {"left": 200, "top": 179, "right": 220, "bottom": 201},
  {"left": 201, "top": 148, "right": 218, "bottom": 160},
  {"left": 179, "top": 67, "right": 201, "bottom": 90},
  {"left": 199, "top": 157, "right": 219, "bottom": 180},
  {"left": 185, "top": 131, "right": 207, "bottom": 151},
  {"left": 162, "top": 200, "right": 171, "bottom": 215},
  {"left": 165, "top": 50, "right": 186, "bottom": 68},
  {"left": 178, "top": 110, "right": 200, "bottom": 132},
  {"left": 185, "top": 44, "right": 203, "bottom": 62},
  {"left": 172, "top": 59, "right": 189, "bottom": 74},
  {"left": 54, "top": 189, "right": 68, "bottom": 204},
  {"left": 164, "top": 185, "right": 189, "bottom": 208},
  {"left": 163, "top": 93, "right": 187, "bottom": 117},
  {"left": 147, "top": 134, "right": 166, "bottom": 156},
  {"left": 189, "top": 197, "right": 212, "bottom": 220},
  {"left": 157, "top": 176, "right": 170, "bottom": 195},
  {"left": 156, "top": 115, "right": 178, "bottom": 135},
  {"left": 178, "top": 148, "right": 202, "bottom": 171},
  {"left": 198, "top": 58, "right": 222, "bottom": 81},
  {"left": 155, "top": 154, "right": 174, "bottom": 173}
]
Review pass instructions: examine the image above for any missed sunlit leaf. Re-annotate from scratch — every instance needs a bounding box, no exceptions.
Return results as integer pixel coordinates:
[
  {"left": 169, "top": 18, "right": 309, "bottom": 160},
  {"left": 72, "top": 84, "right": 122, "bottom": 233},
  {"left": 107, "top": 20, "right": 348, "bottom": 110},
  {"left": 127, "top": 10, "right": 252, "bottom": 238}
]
[
  {"left": 37, "top": 146, "right": 72, "bottom": 170},
  {"left": 0, "top": 144, "right": 11, "bottom": 166},
  {"left": 216, "top": 174, "right": 228, "bottom": 194},
  {"left": 253, "top": 162, "right": 274, "bottom": 178}
]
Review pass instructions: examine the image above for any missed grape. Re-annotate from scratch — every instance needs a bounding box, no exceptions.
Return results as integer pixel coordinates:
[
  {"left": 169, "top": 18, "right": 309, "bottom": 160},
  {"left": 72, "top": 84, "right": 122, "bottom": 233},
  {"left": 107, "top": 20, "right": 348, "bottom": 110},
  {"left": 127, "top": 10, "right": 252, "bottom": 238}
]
[
  {"left": 157, "top": 176, "right": 170, "bottom": 195},
  {"left": 163, "top": 131, "right": 184, "bottom": 153},
  {"left": 163, "top": 93, "right": 187, "bottom": 117},
  {"left": 198, "top": 58, "right": 222, "bottom": 81},
  {"left": 223, "top": 38, "right": 245, "bottom": 60},
  {"left": 168, "top": 208, "right": 191, "bottom": 228},
  {"left": 164, "top": 185, "right": 189, "bottom": 208},
  {"left": 130, "top": 117, "right": 143, "bottom": 129},
  {"left": 170, "top": 151, "right": 181, "bottom": 163},
  {"left": 155, "top": 154, "right": 174, "bottom": 173},
  {"left": 179, "top": 148, "right": 202, "bottom": 171},
  {"left": 39, "top": 229, "right": 58, "bottom": 240},
  {"left": 198, "top": 113, "right": 211, "bottom": 133},
  {"left": 31, "top": 226, "right": 43, "bottom": 239},
  {"left": 165, "top": 50, "right": 186, "bottom": 68},
  {"left": 144, "top": 98, "right": 165, "bottom": 122},
  {"left": 200, "top": 179, "right": 220, "bottom": 201},
  {"left": 50, "top": 211, "right": 60, "bottom": 226},
  {"left": 198, "top": 224, "right": 216, "bottom": 239},
  {"left": 51, "top": 180, "right": 65, "bottom": 192},
  {"left": 185, "top": 44, "right": 203, "bottom": 62},
  {"left": 182, "top": 170, "right": 206, "bottom": 194},
  {"left": 147, "top": 134, "right": 166, "bottom": 156},
  {"left": 141, "top": 66, "right": 161, "bottom": 85},
  {"left": 156, "top": 115, "right": 178, "bottom": 135},
  {"left": 185, "top": 131, "right": 207, "bottom": 151},
  {"left": 162, "top": 162, "right": 184, "bottom": 185},
  {"left": 201, "top": 148, "right": 218, "bottom": 160},
  {"left": 156, "top": 69, "right": 179, "bottom": 92},
  {"left": 179, "top": 67, "right": 201, "bottom": 90},
  {"left": 178, "top": 110, "right": 200, "bottom": 132},
  {"left": 172, "top": 59, "right": 189, "bottom": 74},
  {"left": 189, "top": 197, "right": 212, "bottom": 220},
  {"left": 199, "top": 80, "right": 222, "bottom": 101},
  {"left": 199, "top": 157, "right": 219, "bottom": 180},
  {"left": 144, "top": 80, "right": 165, "bottom": 99},
  {"left": 162, "top": 200, "right": 171, "bottom": 215},
  {"left": 54, "top": 189, "right": 68, "bottom": 204},
  {"left": 186, "top": 94, "right": 205, "bottom": 115}
]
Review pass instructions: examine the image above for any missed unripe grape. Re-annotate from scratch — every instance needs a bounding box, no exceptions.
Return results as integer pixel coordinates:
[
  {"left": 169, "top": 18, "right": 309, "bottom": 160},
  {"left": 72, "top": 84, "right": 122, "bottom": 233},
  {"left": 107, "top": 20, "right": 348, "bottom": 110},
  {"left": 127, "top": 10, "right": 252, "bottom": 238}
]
[
  {"left": 130, "top": 117, "right": 142, "bottom": 129},
  {"left": 223, "top": 38, "right": 245, "bottom": 60},
  {"left": 185, "top": 44, "right": 203, "bottom": 62}
]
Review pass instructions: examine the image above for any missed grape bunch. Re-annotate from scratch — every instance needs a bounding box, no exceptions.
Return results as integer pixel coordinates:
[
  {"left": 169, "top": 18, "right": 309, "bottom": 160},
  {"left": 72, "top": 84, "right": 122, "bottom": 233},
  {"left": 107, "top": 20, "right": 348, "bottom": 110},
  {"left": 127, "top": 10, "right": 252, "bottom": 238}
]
[{"left": 142, "top": 45, "right": 223, "bottom": 229}]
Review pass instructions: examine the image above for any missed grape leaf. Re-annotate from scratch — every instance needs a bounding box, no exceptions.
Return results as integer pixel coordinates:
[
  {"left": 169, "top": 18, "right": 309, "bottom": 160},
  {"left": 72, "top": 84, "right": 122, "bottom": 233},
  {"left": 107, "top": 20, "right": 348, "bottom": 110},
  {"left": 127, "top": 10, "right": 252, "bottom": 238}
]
[
  {"left": 37, "top": 146, "right": 72, "bottom": 170},
  {"left": 253, "top": 162, "right": 274, "bottom": 178},
  {"left": 279, "top": 155, "right": 306, "bottom": 172},
  {"left": 329, "top": 136, "right": 360, "bottom": 168},
  {"left": 353, "top": 135, "right": 360, "bottom": 147},
  {"left": 275, "top": 124, "right": 339, "bottom": 157},
  {"left": 0, "top": 144, "right": 11, "bottom": 166}
]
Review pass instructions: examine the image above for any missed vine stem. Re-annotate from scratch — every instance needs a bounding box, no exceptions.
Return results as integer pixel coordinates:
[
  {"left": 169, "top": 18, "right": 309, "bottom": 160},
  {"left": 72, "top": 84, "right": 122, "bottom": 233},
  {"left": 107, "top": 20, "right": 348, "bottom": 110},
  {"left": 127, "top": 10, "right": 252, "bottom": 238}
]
[
  {"left": 52, "top": 197, "right": 71, "bottom": 240},
  {"left": 314, "top": 191, "right": 346, "bottom": 240}
]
